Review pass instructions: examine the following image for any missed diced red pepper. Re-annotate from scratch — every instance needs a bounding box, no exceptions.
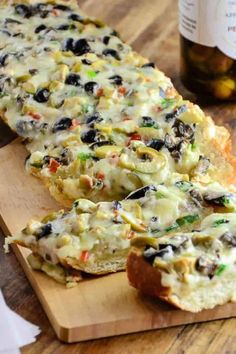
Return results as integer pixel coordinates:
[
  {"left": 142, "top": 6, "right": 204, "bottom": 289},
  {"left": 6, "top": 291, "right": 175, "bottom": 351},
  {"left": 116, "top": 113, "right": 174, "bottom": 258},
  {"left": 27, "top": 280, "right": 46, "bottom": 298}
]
[
  {"left": 126, "top": 133, "right": 142, "bottom": 146},
  {"left": 80, "top": 250, "right": 89, "bottom": 262},
  {"left": 130, "top": 133, "right": 141, "bottom": 141},
  {"left": 29, "top": 112, "right": 41, "bottom": 120},
  {"left": 96, "top": 171, "right": 105, "bottom": 180},
  {"left": 49, "top": 158, "right": 60, "bottom": 173},
  {"left": 118, "top": 86, "right": 126, "bottom": 95}
]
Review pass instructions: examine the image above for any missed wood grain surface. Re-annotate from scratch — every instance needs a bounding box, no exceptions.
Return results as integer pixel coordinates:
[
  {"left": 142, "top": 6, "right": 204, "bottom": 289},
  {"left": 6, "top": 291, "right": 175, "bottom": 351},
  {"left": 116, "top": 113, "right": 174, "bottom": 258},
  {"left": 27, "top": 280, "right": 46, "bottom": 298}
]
[{"left": 1, "top": 0, "right": 236, "bottom": 352}]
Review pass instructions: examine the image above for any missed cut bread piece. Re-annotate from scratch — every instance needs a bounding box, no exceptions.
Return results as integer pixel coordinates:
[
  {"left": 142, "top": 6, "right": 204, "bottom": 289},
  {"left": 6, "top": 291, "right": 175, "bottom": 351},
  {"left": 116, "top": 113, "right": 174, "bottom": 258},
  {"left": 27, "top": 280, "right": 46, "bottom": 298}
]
[
  {"left": 127, "top": 213, "right": 236, "bottom": 312},
  {"left": 0, "top": 1, "right": 235, "bottom": 204},
  {"left": 5, "top": 181, "right": 236, "bottom": 282},
  {"left": 27, "top": 253, "right": 82, "bottom": 287}
]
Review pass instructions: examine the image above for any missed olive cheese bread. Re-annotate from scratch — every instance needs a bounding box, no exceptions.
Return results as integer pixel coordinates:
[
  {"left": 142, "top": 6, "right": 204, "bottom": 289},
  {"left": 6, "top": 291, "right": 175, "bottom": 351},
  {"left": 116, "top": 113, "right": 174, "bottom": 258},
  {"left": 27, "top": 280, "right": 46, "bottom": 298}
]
[
  {"left": 0, "top": 0, "right": 235, "bottom": 203},
  {"left": 127, "top": 212, "right": 236, "bottom": 312},
  {"left": 5, "top": 180, "right": 236, "bottom": 285}
]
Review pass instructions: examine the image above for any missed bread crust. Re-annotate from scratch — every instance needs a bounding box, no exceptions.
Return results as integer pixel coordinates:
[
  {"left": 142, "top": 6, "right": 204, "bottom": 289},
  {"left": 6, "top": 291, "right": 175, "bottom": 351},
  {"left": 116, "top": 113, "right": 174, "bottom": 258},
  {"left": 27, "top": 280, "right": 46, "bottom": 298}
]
[{"left": 127, "top": 248, "right": 173, "bottom": 305}]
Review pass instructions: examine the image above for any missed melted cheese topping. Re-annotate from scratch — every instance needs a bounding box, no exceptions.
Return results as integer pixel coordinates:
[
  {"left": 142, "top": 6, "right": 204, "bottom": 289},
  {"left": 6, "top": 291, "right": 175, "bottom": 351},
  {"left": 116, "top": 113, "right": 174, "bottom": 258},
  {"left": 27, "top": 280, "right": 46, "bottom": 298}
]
[
  {"left": 142, "top": 212, "right": 236, "bottom": 300},
  {"left": 0, "top": 0, "right": 216, "bottom": 202},
  {"left": 6, "top": 180, "right": 236, "bottom": 272}
]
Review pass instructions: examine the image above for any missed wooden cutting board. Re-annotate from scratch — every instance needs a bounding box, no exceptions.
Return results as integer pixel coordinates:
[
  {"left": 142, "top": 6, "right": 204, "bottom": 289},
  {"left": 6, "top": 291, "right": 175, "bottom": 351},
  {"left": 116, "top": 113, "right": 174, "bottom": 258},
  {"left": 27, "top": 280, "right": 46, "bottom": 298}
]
[{"left": 1, "top": 140, "right": 236, "bottom": 343}]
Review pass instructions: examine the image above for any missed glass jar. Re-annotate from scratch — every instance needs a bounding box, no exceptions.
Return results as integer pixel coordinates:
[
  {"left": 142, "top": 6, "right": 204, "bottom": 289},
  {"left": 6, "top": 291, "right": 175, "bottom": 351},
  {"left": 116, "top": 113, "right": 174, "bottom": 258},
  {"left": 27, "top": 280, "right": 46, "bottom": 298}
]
[{"left": 179, "top": 0, "right": 236, "bottom": 101}]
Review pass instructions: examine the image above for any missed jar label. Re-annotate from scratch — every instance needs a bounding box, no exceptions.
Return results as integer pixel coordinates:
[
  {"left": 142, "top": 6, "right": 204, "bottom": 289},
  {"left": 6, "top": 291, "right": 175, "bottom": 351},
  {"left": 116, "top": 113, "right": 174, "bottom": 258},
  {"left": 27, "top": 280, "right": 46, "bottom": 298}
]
[{"left": 179, "top": 0, "right": 236, "bottom": 59}]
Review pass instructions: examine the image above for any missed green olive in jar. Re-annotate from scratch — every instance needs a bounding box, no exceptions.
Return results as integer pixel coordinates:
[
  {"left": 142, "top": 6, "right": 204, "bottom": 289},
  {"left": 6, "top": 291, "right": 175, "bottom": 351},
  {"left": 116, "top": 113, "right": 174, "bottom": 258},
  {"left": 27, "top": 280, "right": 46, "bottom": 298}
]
[
  {"left": 207, "top": 51, "right": 234, "bottom": 75},
  {"left": 180, "top": 36, "right": 236, "bottom": 101},
  {"left": 179, "top": 0, "right": 236, "bottom": 101}
]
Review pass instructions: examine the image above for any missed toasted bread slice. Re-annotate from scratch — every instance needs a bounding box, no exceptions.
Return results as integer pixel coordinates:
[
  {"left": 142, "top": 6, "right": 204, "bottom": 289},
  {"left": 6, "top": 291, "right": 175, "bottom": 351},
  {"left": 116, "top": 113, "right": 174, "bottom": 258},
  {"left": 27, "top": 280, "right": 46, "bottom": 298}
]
[
  {"left": 0, "top": 1, "right": 235, "bottom": 204},
  {"left": 127, "top": 213, "right": 236, "bottom": 312},
  {"left": 5, "top": 181, "right": 236, "bottom": 282}
]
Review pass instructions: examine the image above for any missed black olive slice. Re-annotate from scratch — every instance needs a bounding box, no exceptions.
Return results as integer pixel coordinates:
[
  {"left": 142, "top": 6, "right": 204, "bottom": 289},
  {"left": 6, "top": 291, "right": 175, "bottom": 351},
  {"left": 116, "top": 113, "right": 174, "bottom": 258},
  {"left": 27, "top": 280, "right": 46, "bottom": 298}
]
[
  {"left": 103, "top": 36, "right": 110, "bottom": 45},
  {"left": 73, "top": 38, "right": 91, "bottom": 56},
  {"left": 82, "top": 59, "right": 92, "bottom": 65},
  {"left": 52, "top": 117, "right": 72, "bottom": 132},
  {"left": 5, "top": 18, "right": 22, "bottom": 24},
  {"left": 35, "top": 24, "right": 47, "bottom": 33},
  {"left": 65, "top": 73, "right": 81, "bottom": 86},
  {"left": 33, "top": 88, "right": 50, "bottom": 103},
  {"left": 125, "top": 185, "right": 157, "bottom": 200},
  {"left": 89, "top": 140, "right": 112, "bottom": 150},
  {"left": 143, "top": 245, "right": 171, "bottom": 264},
  {"left": 102, "top": 49, "right": 120, "bottom": 60},
  {"left": 81, "top": 129, "right": 99, "bottom": 144},
  {"left": 36, "top": 223, "right": 52, "bottom": 239},
  {"left": 147, "top": 139, "right": 165, "bottom": 151},
  {"left": 165, "top": 105, "right": 187, "bottom": 122},
  {"left": 62, "top": 37, "right": 74, "bottom": 52},
  {"left": 84, "top": 81, "right": 99, "bottom": 95},
  {"left": 68, "top": 13, "right": 83, "bottom": 22},
  {"left": 57, "top": 24, "right": 75, "bottom": 31},
  {"left": 173, "top": 119, "right": 195, "bottom": 139},
  {"left": 109, "top": 75, "right": 123, "bottom": 86},
  {"left": 53, "top": 4, "right": 71, "bottom": 11},
  {"left": 0, "top": 54, "right": 9, "bottom": 67},
  {"left": 86, "top": 112, "right": 103, "bottom": 126},
  {"left": 141, "top": 62, "right": 155, "bottom": 68},
  {"left": 15, "top": 4, "right": 32, "bottom": 18}
]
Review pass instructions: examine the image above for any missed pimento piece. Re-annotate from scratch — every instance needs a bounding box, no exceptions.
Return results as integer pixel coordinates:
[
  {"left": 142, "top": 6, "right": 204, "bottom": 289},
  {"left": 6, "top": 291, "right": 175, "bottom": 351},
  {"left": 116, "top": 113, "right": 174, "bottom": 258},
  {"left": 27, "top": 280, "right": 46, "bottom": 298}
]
[
  {"left": 96, "top": 171, "right": 105, "bottom": 180},
  {"left": 29, "top": 112, "right": 42, "bottom": 120},
  {"left": 130, "top": 133, "right": 141, "bottom": 141},
  {"left": 118, "top": 86, "right": 126, "bottom": 95},
  {"left": 127, "top": 133, "right": 142, "bottom": 146},
  {"left": 49, "top": 158, "right": 60, "bottom": 173},
  {"left": 80, "top": 250, "right": 89, "bottom": 262}
]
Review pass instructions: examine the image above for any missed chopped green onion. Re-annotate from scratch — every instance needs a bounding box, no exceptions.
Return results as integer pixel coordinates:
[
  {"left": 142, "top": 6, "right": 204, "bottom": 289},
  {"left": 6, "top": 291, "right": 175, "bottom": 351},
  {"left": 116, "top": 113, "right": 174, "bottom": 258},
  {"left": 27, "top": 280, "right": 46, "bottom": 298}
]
[
  {"left": 175, "top": 181, "right": 193, "bottom": 192},
  {"left": 219, "top": 196, "right": 231, "bottom": 206},
  {"left": 0, "top": 92, "right": 8, "bottom": 98},
  {"left": 155, "top": 191, "right": 166, "bottom": 199},
  {"left": 216, "top": 264, "right": 227, "bottom": 276},
  {"left": 165, "top": 223, "right": 179, "bottom": 233},
  {"left": 212, "top": 219, "right": 230, "bottom": 227},
  {"left": 191, "top": 142, "right": 197, "bottom": 151},
  {"left": 160, "top": 98, "right": 175, "bottom": 109},
  {"left": 176, "top": 214, "right": 199, "bottom": 227},
  {"left": 77, "top": 152, "right": 92, "bottom": 161},
  {"left": 165, "top": 214, "right": 199, "bottom": 233},
  {"left": 86, "top": 70, "right": 97, "bottom": 79},
  {"left": 140, "top": 122, "right": 159, "bottom": 129}
]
